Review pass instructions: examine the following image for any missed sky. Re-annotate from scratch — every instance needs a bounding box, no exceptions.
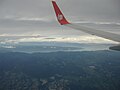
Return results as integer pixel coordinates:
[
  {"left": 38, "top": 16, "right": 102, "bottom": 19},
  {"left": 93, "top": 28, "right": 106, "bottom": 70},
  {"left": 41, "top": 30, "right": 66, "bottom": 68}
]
[{"left": 0, "top": 0, "right": 120, "bottom": 43}]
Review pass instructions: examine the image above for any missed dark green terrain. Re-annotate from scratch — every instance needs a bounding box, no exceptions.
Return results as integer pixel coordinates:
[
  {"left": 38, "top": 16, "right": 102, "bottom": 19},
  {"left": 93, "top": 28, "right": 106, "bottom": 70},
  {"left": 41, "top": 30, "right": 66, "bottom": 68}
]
[{"left": 0, "top": 50, "right": 120, "bottom": 90}]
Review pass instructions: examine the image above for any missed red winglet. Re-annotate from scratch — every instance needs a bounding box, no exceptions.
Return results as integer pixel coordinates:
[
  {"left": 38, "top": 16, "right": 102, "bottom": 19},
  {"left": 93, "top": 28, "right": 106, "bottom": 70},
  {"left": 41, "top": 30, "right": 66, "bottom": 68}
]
[{"left": 52, "top": 1, "right": 70, "bottom": 25}]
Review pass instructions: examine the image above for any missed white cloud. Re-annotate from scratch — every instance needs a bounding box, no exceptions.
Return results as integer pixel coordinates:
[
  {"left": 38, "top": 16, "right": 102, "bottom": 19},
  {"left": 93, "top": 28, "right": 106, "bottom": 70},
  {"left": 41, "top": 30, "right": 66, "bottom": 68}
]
[
  {"left": 2, "top": 15, "right": 53, "bottom": 22},
  {"left": 17, "top": 35, "right": 118, "bottom": 44},
  {"left": 1, "top": 46, "right": 16, "bottom": 49},
  {"left": 74, "top": 21, "right": 120, "bottom": 26},
  {"left": 16, "top": 17, "right": 52, "bottom": 22}
]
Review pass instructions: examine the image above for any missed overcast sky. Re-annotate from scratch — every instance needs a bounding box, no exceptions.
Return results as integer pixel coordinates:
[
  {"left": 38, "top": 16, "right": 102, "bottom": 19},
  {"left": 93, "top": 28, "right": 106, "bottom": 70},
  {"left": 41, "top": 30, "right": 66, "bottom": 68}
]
[{"left": 0, "top": 0, "right": 120, "bottom": 36}]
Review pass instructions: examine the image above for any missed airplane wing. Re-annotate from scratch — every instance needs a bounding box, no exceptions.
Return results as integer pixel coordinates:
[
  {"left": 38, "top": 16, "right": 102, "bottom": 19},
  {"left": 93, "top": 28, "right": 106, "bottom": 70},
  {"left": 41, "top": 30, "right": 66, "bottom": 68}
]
[{"left": 51, "top": 0, "right": 120, "bottom": 43}]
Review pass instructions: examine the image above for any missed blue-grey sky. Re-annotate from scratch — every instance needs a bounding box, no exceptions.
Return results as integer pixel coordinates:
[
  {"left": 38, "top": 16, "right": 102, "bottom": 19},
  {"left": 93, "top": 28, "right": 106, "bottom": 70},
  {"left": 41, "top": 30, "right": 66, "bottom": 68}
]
[{"left": 0, "top": 0, "right": 120, "bottom": 36}]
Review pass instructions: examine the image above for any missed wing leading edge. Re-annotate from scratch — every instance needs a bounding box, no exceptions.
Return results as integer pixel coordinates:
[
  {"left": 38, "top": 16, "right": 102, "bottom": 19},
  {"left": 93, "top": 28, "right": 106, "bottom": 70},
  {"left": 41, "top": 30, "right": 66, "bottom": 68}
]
[{"left": 51, "top": 0, "right": 120, "bottom": 42}]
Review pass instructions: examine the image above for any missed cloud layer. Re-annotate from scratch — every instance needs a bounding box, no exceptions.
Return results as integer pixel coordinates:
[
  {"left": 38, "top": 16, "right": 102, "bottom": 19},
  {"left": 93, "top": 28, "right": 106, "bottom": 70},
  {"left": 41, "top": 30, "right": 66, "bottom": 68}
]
[{"left": 0, "top": 0, "right": 120, "bottom": 37}]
